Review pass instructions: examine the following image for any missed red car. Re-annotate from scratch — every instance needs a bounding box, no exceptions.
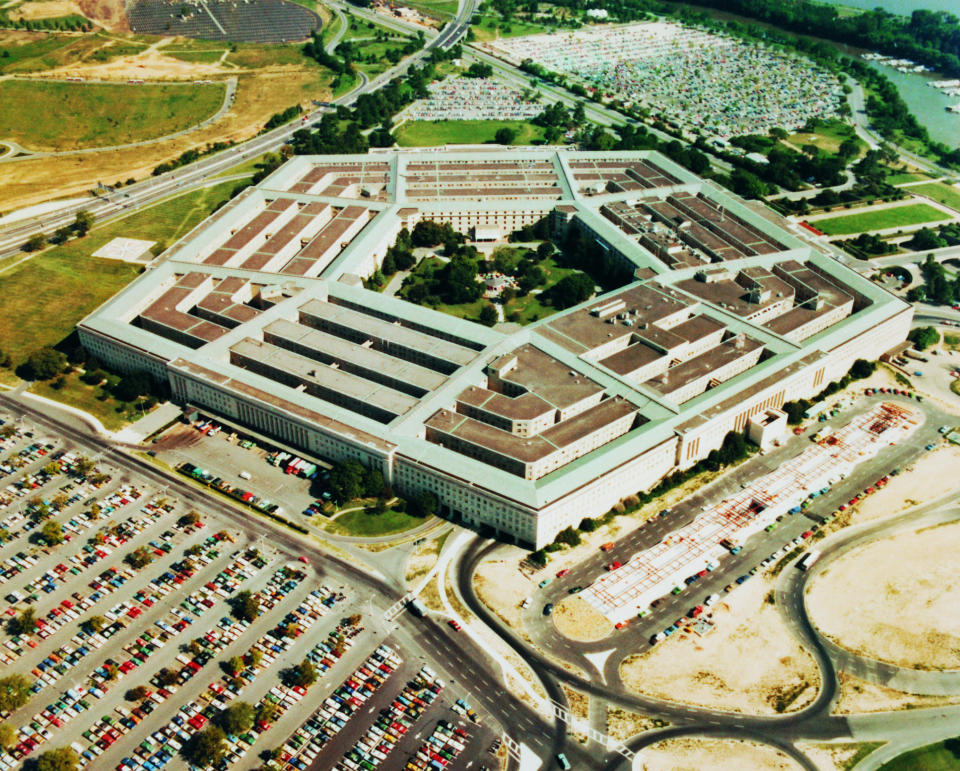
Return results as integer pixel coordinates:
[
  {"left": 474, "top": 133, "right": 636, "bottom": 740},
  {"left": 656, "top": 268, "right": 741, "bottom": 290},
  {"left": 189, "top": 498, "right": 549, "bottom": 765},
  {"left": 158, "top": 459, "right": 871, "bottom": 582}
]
[
  {"left": 607, "top": 561, "right": 622, "bottom": 571},
  {"left": 298, "top": 556, "right": 309, "bottom": 564},
  {"left": 447, "top": 619, "right": 462, "bottom": 631},
  {"left": 556, "top": 569, "right": 569, "bottom": 578}
]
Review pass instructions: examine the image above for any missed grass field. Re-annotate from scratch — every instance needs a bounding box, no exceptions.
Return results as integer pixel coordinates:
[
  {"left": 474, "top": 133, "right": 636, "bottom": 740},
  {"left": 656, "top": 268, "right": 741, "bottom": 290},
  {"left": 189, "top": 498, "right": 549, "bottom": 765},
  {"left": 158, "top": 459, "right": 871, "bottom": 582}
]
[
  {"left": 878, "top": 739, "right": 960, "bottom": 771},
  {"left": 886, "top": 171, "right": 932, "bottom": 185},
  {"left": 397, "top": 0, "right": 458, "bottom": 20},
  {"left": 815, "top": 203, "right": 948, "bottom": 236},
  {"left": 395, "top": 119, "right": 547, "bottom": 147},
  {"left": 30, "top": 372, "right": 148, "bottom": 431},
  {"left": 0, "top": 80, "right": 224, "bottom": 151},
  {"left": 326, "top": 508, "right": 427, "bottom": 537},
  {"left": 911, "top": 182, "right": 960, "bottom": 214},
  {"left": 788, "top": 119, "right": 865, "bottom": 157},
  {"left": 470, "top": 15, "right": 555, "bottom": 41},
  {"left": 0, "top": 180, "right": 239, "bottom": 367}
]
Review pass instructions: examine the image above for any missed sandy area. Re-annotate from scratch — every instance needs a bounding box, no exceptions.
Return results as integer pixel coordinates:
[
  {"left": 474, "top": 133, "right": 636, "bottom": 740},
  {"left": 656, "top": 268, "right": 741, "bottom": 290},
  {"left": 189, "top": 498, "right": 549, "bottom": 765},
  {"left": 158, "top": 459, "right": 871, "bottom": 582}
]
[
  {"left": 807, "top": 520, "right": 960, "bottom": 669},
  {"left": 796, "top": 742, "right": 879, "bottom": 771},
  {"left": 0, "top": 67, "right": 331, "bottom": 210},
  {"left": 473, "top": 552, "right": 530, "bottom": 634},
  {"left": 844, "top": 443, "right": 960, "bottom": 526},
  {"left": 620, "top": 576, "right": 819, "bottom": 715},
  {"left": 606, "top": 708, "right": 665, "bottom": 742},
  {"left": 834, "top": 673, "right": 960, "bottom": 714},
  {"left": 9, "top": 0, "right": 84, "bottom": 20},
  {"left": 404, "top": 536, "right": 441, "bottom": 588},
  {"left": 638, "top": 737, "right": 802, "bottom": 771},
  {"left": 552, "top": 596, "right": 613, "bottom": 642},
  {"left": 75, "top": 0, "right": 127, "bottom": 30},
  {"left": 35, "top": 48, "right": 232, "bottom": 81}
]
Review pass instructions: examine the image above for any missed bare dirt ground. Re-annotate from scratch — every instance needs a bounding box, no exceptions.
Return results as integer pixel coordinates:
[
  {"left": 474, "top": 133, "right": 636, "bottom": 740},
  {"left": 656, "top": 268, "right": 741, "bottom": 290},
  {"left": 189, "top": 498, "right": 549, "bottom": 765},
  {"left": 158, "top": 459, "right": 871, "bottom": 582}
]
[
  {"left": 807, "top": 520, "right": 960, "bottom": 670},
  {"left": 637, "top": 737, "right": 802, "bottom": 771},
  {"left": 606, "top": 707, "right": 665, "bottom": 743},
  {"left": 0, "top": 66, "right": 330, "bottom": 210},
  {"left": 473, "top": 552, "right": 530, "bottom": 635},
  {"left": 552, "top": 596, "right": 613, "bottom": 642},
  {"left": 620, "top": 575, "right": 819, "bottom": 715},
  {"left": 75, "top": 0, "right": 127, "bottom": 30},
  {"left": 34, "top": 46, "right": 232, "bottom": 80},
  {"left": 833, "top": 673, "right": 960, "bottom": 714},
  {"left": 846, "top": 443, "right": 960, "bottom": 526},
  {"left": 404, "top": 537, "right": 441, "bottom": 587},
  {"left": 9, "top": 0, "right": 84, "bottom": 20},
  {"left": 796, "top": 741, "right": 880, "bottom": 771}
]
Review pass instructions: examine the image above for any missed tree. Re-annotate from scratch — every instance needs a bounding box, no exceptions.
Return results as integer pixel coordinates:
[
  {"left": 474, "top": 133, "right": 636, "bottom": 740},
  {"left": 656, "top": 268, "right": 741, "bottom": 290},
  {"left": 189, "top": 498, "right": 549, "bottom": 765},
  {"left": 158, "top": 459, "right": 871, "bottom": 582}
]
[
  {"left": 284, "top": 660, "right": 317, "bottom": 688},
  {"left": 155, "top": 668, "right": 178, "bottom": 688},
  {"left": 362, "top": 468, "right": 384, "bottom": 498},
  {"left": 728, "top": 168, "right": 768, "bottom": 199},
  {"left": 112, "top": 372, "right": 151, "bottom": 403},
  {"left": 409, "top": 490, "right": 438, "bottom": 518},
  {"left": 126, "top": 686, "right": 150, "bottom": 701},
  {"left": 227, "top": 655, "right": 244, "bottom": 676},
  {"left": 73, "top": 210, "right": 94, "bottom": 237},
  {"left": 494, "top": 127, "right": 516, "bottom": 145},
  {"left": 464, "top": 62, "right": 492, "bottom": 78},
  {"left": 178, "top": 511, "right": 202, "bottom": 527},
  {"left": 216, "top": 702, "right": 255, "bottom": 735},
  {"left": 184, "top": 726, "right": 227, "bottom": 766},
  {"left": 255, "top": 701, "right": 279, "bottom": 725},
  {"left": 75, "top": 456, "right": 95, "bottom": 476},
  {"left": 248, "top": 648, "right": 263, "bottom": 668},
  {"left": 40, "top": 520, "right": 64, "bottom": 545},
  {"left": 0, "top": 674, "right": 32, "bottom": 711},
  {"left": 479, "top": 303, "right": 498, "bottom": 327},
  {"left": 536, "top": 241, "right": 555, "bottom": 260},
  {"left": 0, "top": 722, "right": 16, "bottom": 750},
  {"left": 553, "top": 527, "right": 581, "bottom": 547},
  {"left": 546, "top": 272, "right": 594, "bottom": 309},
  {"left": 231, "top": 590, "right": 260, "bottom": 622},
  {"left": 908, "top": 227, "right": 945, "bottom": 251},
  {"left": 328, "top": 460, "right": 365, "bottom": 503},
  {"left": 8, "top": 607, "right": 36, "bottom": 636},
  {"left": 24, "top": 233, "right": 47, "bottom": 252},
  {"left": 24, "top": 347, "right": 67, "bottom": 381},
  {"left": 909, "top": 326, "right": 940, "bottom": 350},
  {"left": 51, "top": 226, "right": 73, "bottom": 245},
  {"left": 125, "top": 546, "right": 153, "bottom": 569},
  {"left": 33, "top": 746, "right": 79, "bottom": 771},
  {"left": 579, "top": 517, "right": 599, "bottom": 532},
  {"left": 849, "top": 359, "right": 877, "bottom": 379}
]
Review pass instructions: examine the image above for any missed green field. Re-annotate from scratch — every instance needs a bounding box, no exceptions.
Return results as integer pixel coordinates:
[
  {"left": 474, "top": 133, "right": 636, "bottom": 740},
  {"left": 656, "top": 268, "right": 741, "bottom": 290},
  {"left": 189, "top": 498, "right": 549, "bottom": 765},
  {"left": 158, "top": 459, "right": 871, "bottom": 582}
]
[
  {"left": 31, "top": 372, "right": 149, "bottom": 431},
  {"left": 395, "top": 119, "right": 547, "bottom": 147},
  {"left": 0, "top": 180, "right": 240, "bottom": 367},
  {"left": 911, "top": 182, "right": 960, "bottom": 214},
  {"left": 886, "top": 171, "right": 932, "bottom": 185},
  {"left": 0, "top": 80, "right": 224, "bottom": 151},
  {"left": 879, "top": 739, "right": 960, "bottom": 771},
  {"left": 814, "top": 203, "right": 947, "bottom": 236},
  {"left": 396, "top": 0, "right": 458, "bottom": 20},
  {"left": 326, "top": 508, "right": 427, "bottom": 537},
  {"left": 788, "top": 118, "right": 865, "bottom": 157}
]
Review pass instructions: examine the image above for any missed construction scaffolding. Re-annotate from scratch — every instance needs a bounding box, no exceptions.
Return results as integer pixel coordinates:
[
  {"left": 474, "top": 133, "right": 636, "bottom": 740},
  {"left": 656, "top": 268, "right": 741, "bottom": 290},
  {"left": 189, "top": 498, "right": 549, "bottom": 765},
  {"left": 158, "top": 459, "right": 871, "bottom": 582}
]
[{"left": 580, "top": 402, "right": 920, "bottom": 624}]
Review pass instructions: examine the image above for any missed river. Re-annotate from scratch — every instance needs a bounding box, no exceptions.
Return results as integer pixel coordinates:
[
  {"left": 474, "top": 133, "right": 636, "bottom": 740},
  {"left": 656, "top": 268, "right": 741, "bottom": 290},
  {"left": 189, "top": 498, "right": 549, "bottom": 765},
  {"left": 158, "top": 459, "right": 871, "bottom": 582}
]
[{"left": 819, "top": 0, "right": 958, "bottom": 15}]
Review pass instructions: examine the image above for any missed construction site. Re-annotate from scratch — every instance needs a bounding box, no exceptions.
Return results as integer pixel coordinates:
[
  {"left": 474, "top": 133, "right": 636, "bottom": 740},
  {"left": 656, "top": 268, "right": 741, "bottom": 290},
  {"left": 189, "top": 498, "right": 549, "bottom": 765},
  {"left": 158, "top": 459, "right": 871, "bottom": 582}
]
[{"left": 580, "top": 402, "right": 921, "bottom": 625}]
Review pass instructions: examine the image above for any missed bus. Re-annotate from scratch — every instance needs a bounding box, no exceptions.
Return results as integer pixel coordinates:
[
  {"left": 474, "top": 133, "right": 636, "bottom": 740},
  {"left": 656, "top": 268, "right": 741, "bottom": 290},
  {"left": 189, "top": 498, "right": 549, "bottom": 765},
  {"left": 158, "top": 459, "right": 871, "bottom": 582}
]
[{"left": 797, "top": 550, "right": 821, "bottom": 571}]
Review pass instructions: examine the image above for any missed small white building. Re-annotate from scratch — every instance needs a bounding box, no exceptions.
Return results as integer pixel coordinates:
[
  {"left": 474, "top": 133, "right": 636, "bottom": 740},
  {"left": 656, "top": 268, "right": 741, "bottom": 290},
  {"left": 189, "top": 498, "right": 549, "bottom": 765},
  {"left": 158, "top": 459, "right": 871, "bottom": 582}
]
[{"left": 748, "top": 408, "right": 788, "bottom": 451}]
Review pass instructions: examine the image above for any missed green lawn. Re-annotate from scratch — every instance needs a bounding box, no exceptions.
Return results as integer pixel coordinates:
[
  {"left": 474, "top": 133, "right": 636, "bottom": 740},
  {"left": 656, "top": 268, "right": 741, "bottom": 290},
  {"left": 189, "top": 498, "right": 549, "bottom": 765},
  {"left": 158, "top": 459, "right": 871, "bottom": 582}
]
[
  {"left": 788, "top": 118, "right": 865, "bottom": 157},
  {"left": 397, "top": 0, "right": 458, "bottom": 21},
  {"left": 911, "top": 182, "right": 960, "bottom": 214},
  {"left": 814, "top": 203, "right": 947, "bottom": 236},
  {"left": 879, "top": 740, "right": 960, "bottom": 771},
  {"left": 0, "top": 80, "right": 224, "bottom": 151},
  {"left": 886, "top": 171, "right": 932, "bottom": 185},
  {"left": 326, "top": 508, "right": 427, "bottom": 537},
  {"left": 30, "top": 371, "right": 151, "bottom": 431},
  {"left": 163, "top": 49, "right": 226, "bottom": 65},
  {"left": 226, "top": 42, "right": 311, "bottom": 69},
  {"left": 0, "top": 180, "right": 240, "bottom": 366},
  {"left": 470, "top": 15, "right": 554, "bottom": 41},
  {"left": 395, "top": 120, "right": 547, "bottom": 147}
]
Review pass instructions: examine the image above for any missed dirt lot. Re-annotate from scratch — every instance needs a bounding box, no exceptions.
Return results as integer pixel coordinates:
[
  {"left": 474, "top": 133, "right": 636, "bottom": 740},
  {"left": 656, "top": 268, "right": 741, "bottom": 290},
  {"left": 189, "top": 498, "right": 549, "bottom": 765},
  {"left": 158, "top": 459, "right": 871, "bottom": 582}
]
[
  {"left": 9, "top": 0, "right": 85, "bottom": 20},
  {"left": 473, "top": 551, "right": 531, "bottom": 635},
  {"left": 807, "top": 520, "right": 960, "bottom": 669},
  {"left": 552, "top": 596, "right": 613, "bottom": 642},
  {"left": 833, "top": 673, "right": 960, "bottom": 714},
  {"left": 638, "top": 737, "right": 802, "bottom": 771},
  {"left": 620, "top": 576, "right": 819, "bottom": 715},
  {"left": 846, "top": 443, "right": 960, "bottom": 525},
  {"left": 606, "top": 708, "right": 664, "bottom": 742}
]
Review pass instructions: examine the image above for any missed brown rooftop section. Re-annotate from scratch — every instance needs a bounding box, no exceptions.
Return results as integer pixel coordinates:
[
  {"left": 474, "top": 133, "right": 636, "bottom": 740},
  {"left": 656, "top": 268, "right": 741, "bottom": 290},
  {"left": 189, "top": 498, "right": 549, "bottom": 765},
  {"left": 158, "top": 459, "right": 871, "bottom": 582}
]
[
  {"left": 646, "top": 335, "right": 764, "bottom": 399},
  {"left": 456, "top": 385, "right": 554, "bottom": 422},
  {"left": 675, "top": 269, "right": 794, "bottom": 318},
  {"left": 279, "top": 206, "right": 369, "bottom": 275},
  {"left": 542, "top": 284, "right": 692, "bottom": 354},
  {"left": 491, "top": 345, "right": 603, "bottom": 410},
  {"left": 599, "top": 341, "right": 662, "bottom": 375}
]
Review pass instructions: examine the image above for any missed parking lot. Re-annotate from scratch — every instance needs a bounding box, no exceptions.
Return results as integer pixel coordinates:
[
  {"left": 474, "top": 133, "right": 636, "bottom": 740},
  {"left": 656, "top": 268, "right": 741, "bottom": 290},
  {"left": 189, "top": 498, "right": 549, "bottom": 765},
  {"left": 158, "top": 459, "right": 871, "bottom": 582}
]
[{"left": 0, "top": 411, "right": 505, "bottom": 771}]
